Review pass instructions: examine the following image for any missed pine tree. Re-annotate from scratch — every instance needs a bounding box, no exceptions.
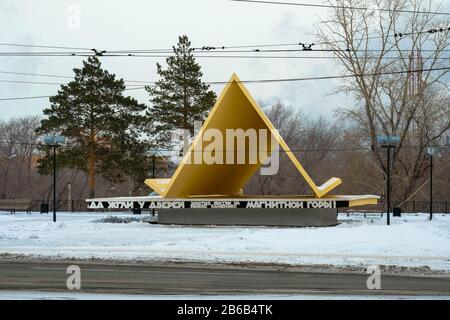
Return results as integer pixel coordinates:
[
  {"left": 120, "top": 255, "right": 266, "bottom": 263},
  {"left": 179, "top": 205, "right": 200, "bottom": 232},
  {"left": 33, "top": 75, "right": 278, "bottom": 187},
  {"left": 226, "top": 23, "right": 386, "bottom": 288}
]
[
  {"left": 36, "top": 56, "right": 151, "bottom": 198},
  {"left": 146, "top": 35, "right": 216, "bottom": 144}
]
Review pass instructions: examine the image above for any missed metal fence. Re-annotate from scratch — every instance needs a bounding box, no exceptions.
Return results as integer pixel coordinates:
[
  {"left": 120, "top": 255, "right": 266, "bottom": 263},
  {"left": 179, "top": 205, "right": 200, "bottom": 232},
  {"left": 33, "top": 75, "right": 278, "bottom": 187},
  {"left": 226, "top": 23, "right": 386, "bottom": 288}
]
[
  {"left": 392, "top": 200, "right": 449, "bottom": 214},
  {"left": 30, "top": 200, "right": 89, "bottom": 212},
  {"left": 343, "top": 200, "right": 449, "bottom": 214}
]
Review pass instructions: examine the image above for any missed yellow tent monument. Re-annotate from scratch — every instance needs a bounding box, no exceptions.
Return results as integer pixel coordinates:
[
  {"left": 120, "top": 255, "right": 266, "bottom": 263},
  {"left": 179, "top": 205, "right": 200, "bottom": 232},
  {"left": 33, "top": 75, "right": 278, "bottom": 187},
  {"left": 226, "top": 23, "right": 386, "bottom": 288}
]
[
  {"left": 87, "top": 74, "right": 378, "bottom": 227},
  {"left": 145, "top": 74, "right": 342, "bottom": 199}
]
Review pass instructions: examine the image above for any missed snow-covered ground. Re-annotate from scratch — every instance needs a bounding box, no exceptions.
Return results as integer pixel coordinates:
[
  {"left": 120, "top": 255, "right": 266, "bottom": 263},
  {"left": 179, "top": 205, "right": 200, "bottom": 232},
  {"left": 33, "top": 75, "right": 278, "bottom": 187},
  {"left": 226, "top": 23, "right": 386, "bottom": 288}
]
[
  {"left": 1, "top": 290, "right": 448, "bottom": 300},
  {"left": 0, "top": 211, "right": 449, "bottom": 271}
]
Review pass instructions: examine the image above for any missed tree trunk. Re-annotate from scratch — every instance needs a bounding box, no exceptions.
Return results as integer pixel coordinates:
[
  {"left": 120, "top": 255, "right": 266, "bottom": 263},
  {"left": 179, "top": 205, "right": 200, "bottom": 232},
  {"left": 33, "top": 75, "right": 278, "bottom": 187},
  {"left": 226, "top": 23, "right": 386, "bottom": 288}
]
[
  {"left": 88, "top": 156, "right": 95, "bottom": 198},
  {"left": 88, "top": 140, "right": 96, "bottom": 198}
]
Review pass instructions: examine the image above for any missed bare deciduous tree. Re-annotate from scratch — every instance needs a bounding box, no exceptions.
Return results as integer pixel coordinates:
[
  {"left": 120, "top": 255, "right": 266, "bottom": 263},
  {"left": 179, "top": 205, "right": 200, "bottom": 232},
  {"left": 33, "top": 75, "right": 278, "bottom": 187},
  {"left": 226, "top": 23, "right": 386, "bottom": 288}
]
[
  {"left": 317, "top": 0, "right": 450, "bottom": 201},
  {"left": 245, "top": 102, "right": 341, "bottom": 195},
  {"left": 0, "top": 116, "right": 40, "bottom": 198}
]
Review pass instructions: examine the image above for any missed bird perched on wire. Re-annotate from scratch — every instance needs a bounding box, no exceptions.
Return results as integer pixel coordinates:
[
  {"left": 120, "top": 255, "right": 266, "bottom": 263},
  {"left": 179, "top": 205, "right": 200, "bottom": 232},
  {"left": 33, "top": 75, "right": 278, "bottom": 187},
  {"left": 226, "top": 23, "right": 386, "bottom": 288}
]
[{"left": 91, "top": 49, "right": 106, "bottom": 56}]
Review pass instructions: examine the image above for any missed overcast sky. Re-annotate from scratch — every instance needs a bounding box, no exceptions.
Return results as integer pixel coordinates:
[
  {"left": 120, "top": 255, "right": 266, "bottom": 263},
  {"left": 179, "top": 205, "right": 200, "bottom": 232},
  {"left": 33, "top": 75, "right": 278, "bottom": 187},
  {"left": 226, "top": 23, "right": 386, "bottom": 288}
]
[{"left": 0, "top": 0, "right": 432, "bottom": 120}]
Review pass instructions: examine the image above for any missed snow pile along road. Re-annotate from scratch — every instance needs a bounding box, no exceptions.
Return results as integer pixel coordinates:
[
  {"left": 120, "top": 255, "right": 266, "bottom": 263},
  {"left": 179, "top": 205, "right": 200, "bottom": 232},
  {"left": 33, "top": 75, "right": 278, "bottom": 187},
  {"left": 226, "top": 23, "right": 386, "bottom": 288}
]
[
  {"left": 0, "top": 290, "right": 448, "bottom": 300},
  {"left": 0, "top": 212, "right": 449, "bottom": 271}
]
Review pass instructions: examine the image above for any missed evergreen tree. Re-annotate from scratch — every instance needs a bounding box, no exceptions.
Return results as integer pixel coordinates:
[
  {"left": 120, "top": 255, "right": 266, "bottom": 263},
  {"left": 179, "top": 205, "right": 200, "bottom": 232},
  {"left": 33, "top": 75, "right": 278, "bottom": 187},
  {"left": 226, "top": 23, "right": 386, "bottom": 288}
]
[
  {"left": 146, "top": 35, "right": 216, "bottom": 144},
  {"left": 36, "top": 56, "right": 150, "bottom": 198}
]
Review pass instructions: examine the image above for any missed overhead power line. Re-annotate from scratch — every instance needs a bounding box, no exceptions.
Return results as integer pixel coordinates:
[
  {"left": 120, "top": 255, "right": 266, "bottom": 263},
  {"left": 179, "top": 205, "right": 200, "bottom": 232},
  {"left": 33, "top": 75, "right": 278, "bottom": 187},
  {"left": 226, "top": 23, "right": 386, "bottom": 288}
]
[
  {"left": 0, "top": 78, "right": 148, "bottom": 86},
  {"left": 115, "top": 48, "right": 450, "bottom": 54},
  {"left": 315, "top": 26, "right": 450, "bottom": 46},
  {"left": 0, "top": 24, "right": 447, "bottom": 57},
  {"left": 0, "top": 95, "right": 53, "bottom": 101},
  {"left": 0, "top": 52, "right": 448, "bottom": 67},
  {"left": 0, "top": 51, "right": 448, "bottom": 59},
  {"left": 0, "top": 71, "right": 152, "bottom": 84},
  {"left": 0, "top": 42, "right": 91, "bottom": 51},
  {"left": 0, "top": 84, "right": 148, "bottom": 101},
  {"left": 230, "top": 0, "right": 450, "bottom": 16},
  {"left": 0, "top": 139, "right": 448, "bottom": 153},
  {"left": 0, "top": 79, "right": 64, "bottom": 85},
  {"left": 1, "top": 24, "right": 449, "bottom": 58},
  {"left": 217, "top": 66, "right": 450, "bottom": 84},
  {"left": 195, "top": 26, "right": 450, "bottom": 48},
  {"left": 0, "top": 70, "right": 73, "bottom": 79},
  {"left": 0, "top": 66, "right": 448, "bottom": 101},
  {"left": 123, "top": 66, "right": 450, "bottom": 91},
  {"left": 1, "top": 46, "right": 449, "bottom": 57}
]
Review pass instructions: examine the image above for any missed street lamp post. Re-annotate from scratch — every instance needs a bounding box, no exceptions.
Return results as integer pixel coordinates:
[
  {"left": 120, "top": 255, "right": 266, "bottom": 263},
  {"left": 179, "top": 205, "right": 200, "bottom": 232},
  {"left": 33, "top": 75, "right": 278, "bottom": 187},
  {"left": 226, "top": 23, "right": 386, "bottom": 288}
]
[
  {"left": 149, "top": 150, "right": 159, "bottom": 216},
  {"left": 376, "top": 135, "right": 400, "bottom": 226},
  {"left": 430, "top": 153, "right": 433, "bottom": 220},
  {"left": 427, "top": 147, "right": 441, "bottom": 221},
  {"left": 53, "top": 145, "right": 56, "bottom": 221},
  {"left": 43, "top": 135, "right": 65, "bottom": 223}
]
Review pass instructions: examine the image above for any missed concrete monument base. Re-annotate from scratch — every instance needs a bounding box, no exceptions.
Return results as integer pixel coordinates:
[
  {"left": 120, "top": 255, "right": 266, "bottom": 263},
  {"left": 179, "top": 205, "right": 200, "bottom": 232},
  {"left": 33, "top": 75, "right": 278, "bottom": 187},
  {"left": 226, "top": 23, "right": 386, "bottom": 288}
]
[{"left": 157, "top": 208, "right": 338, "bottom": 227}]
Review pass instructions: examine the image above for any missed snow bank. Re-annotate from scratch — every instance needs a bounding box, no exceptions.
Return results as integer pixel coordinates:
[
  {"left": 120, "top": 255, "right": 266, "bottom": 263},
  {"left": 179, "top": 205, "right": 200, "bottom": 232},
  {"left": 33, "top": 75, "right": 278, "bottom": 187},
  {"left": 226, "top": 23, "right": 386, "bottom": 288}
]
[
  {"left": 1, "top": 290, "right": 448, "bottom": 300},
  {"left": 0, "top": 211, "right": 449, "bottom": 271}
]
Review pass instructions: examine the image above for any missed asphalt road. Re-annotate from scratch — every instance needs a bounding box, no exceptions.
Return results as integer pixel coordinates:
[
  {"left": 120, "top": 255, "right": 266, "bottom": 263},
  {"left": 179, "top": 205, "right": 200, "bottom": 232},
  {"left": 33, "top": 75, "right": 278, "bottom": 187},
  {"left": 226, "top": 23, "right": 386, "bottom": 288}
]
[{"left": 0, "top": 261, "right": 449, "bottom": 296}]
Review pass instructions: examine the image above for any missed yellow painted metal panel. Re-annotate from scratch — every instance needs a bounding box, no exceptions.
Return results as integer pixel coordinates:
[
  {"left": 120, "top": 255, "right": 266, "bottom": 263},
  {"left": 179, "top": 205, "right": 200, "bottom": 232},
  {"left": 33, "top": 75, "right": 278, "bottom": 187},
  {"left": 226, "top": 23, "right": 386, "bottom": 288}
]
[
  {"left": 146, "top": 74, "right": 342, "bottom": 198},
  {"left": 348, "top": 198, "right": 379, "bottom": 207},
  {"left": 144, "top": 178, "right": 171, "bottom": 195},
  {"left": 231, "top": 74, "right": 342, "bottom": 197}
]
